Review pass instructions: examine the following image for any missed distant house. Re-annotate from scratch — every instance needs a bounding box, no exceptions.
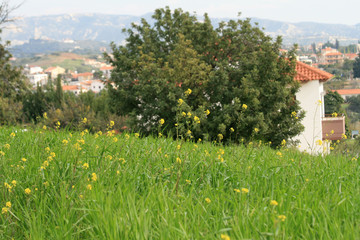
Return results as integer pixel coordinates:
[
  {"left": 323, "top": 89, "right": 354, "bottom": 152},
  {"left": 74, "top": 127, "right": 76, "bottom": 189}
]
[
  {"left": 344, "top": 53, "right": 358, "bottom": 61},
  {"left": 100, "top": 66, "right": 114, "bottom": 79},
  {"left": 28, "top": 66, "right": 43, "bottom": 74},
  {"left": 62, "top": 85, "right": 88, "bottom": 95},
  {"left": 45, "top": 66, "right": 66, "bottom": 79},
  {"left": 90, "top": 80, "right": 106, "bottom": 93},
  {"left": 319, "top": 47, "right": 344, "bottom": 65},
  {"left": 26, "top": 73, "right": 49, "bottom": 87},
  {"left": 71, "top": 72, "right": 93, "bottom": 82},
  {"left": 293, "top": 61, "right": 345, "bottom": 154},
  {"left": 331, "top": 89, "right": 360, "bottom": 100}
]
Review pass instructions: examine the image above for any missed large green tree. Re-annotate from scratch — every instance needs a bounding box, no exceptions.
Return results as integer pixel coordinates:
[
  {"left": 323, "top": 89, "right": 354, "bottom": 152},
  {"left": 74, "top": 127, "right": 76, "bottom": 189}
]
[
  {"left": 106, "top": 7, "right": 304, "bottom": 147},
  {"left": 0, "top": 1, "right": 29, "bottom": 124}
]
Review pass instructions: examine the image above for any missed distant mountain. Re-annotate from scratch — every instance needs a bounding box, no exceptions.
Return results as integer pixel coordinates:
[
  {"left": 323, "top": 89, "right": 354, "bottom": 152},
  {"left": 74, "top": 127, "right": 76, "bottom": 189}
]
[{"left": 3, "top": 13, "right": 360, "bottom": 49}]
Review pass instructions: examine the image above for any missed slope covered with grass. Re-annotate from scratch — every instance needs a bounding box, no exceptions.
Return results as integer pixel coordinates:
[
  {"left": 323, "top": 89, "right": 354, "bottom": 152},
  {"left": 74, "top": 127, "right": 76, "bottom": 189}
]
[{"left": 0, "top": 126, "right": 359, "bottom": 239}]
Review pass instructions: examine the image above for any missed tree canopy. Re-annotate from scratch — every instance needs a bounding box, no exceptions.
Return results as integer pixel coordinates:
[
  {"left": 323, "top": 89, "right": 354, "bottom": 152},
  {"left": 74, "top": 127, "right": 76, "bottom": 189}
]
[
  {"left": 106, "top": 7, "right": 304, "bottom": 147},
  {"left": 353, "top": 53, "right": 360, "bottom": 78}
]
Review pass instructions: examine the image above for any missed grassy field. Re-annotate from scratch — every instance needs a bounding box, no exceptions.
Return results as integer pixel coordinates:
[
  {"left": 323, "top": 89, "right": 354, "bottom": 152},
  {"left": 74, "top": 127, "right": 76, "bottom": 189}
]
[{"left": 0, "top": 126, "right": 359, "bottom": 239}]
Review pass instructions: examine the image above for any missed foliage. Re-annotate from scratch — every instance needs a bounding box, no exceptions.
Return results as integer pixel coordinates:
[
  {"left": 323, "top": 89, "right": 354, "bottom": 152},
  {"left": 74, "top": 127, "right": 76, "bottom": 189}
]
[
  {"left": 0, "top": 97, "right": 23, "bottom": 124},
  {"left": 353, "top": 53, "right": 360, "bottom": 78},
  {"left": 107, "top": 7, "right": 304, "bottom": 147},
  {"left": 324, "top": 90, "right": 344, "bottom": 114},
  {"left": 347, "top": 95, "right": 360, "bottom": 113},
  {"left": 0, "top": 127, "right": 360, "bottom": 239}
]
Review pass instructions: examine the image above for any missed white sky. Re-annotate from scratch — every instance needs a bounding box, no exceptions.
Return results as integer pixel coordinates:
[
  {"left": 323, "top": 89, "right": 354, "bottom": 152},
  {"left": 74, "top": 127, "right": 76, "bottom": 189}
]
[{"left": 10, "top": 0, "right": 360, "bottom": 25}]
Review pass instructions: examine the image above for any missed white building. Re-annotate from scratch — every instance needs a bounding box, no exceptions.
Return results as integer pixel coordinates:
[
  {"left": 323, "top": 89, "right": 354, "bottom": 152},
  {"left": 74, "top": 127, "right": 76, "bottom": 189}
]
[
  {"left": 293, "top": 61, "right": 344, "bottom": 154},
  {"left": 27, "top": 73, "right": 49, "bottom": 87},
  {"left": 90, "top": 80, "right": 106, "bottom": 93}
]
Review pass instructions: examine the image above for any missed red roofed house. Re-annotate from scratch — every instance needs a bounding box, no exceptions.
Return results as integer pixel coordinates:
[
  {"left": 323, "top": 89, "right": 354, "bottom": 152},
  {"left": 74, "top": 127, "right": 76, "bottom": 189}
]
[
  {"left": 44, "top": 66, "right": 66, "bottom": 79},
  {"left": 332, "top": 89, "right": 360, "bottom": 100},
  {"left": 344, "top": 53, "right": 358, "bottom": 61},
  {"left": 319, "top": 47, "right": 344, "bottom": 64},
  {"left": 62, "top": 85, "right": 88, "bottom": 95},
  {"left": 293, "top": 61, "right": 345, "bottom": 154},
  {"left": 71, "top": 72, "right": 94, "bottom": 82},
  {"left": 100, "top": 66, "right": 114, "bottom": 79}
]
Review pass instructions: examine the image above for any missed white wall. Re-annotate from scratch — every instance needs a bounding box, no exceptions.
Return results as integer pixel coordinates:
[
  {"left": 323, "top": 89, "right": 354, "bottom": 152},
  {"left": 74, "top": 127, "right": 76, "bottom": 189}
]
[{"left": 293, "top": 80, "right": 325, "bottom": 154}]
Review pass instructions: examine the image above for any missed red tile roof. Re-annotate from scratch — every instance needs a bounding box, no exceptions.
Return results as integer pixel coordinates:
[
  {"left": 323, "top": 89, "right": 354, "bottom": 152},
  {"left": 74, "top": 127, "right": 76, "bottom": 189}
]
[
  {"left": 72, "top": 72, "right": 93, "bottom": 78},
  {"left": 100, "top": 66, "right": 114, "bottom": 70},
  {"left": 295, "top": 61, "right": 333, "bottom": 82},
  {"left": 62, "top": 85, "right": 79, "bottom": 91},
  {"left": 332, "top": 89, "right": 360, "bottom": 95},
  {"left": 325, "top": 52, "right": 343, "bottom": 56}
]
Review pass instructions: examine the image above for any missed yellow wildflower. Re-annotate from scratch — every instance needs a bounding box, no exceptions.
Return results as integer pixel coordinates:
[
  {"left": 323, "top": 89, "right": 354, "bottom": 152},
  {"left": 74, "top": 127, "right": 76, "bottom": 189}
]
[
  {"left": 278, "top": 215, "right": 286, "bottom": 222},
  {"left": 82, "top": 117, "right": 87, "bottom": 124},
  {"left": 205, "top": 198, "right": 211, "bottom": 203},
  {"left": 0, "top": 151, "right": 4, "bottom": 156},
  {"left": 205, "top": 109, "right": 210, "bottom": 115},
  {"left": 230, "top": 127, "right": 234, "bottom": 132},
  {"left": 4, "top": 143, "right": 10, "bottom": 149},
  {"left": 241, "top": 188, "right": 249, "bottom": 194},
  {"left": 11, "top": 180, "right": 16, "bottom": 187},
  {"left": 194, "top": 116, "right": 200, "bottom": 124},
  {"left": 182, "top": 112, "right": 186, "bottom": 117},
  {"left": 218, "top": 134, "right": 223, "bottom": 141},
  {"left": 21, "top": 158, "right": 27, "bottom": 162},
  {"left": 185, "top": 88, "right": 192, "bottom": 95},
  {"left": 113, "top": 137, "right": 118, "bottom": 143},
  {"left": 91, "top": 173, "right": 97, "bottom": 182},
  {"left": 186, "top": 179, "right": 191, "bottom": 184},
  {"left": 178, "top": 98, "right": 184, "bottom": 105},
  {"left": 316, "top": 139, "right": 323, "bottom": 146},
  {"left": 135, "top": 133, "right": 140, "bottom": 138},
  {"left": 177, "top": 145, "right": 181, "bottom": 150},
  {"left": 220, "top": 234, "right": 231, "bottom": 240},
  {"left": 6, "top": 202, "right": 11, "bottom": 208},
  {"left": 158, "top": 133, "right": 163, "bottom": 137},
  {"left": 281, "top": 139, "right": 286, "bottom": 147},
  {"left": 45, "top": 147, "right": 50, "bottom": 152},
  {"left": 50, "top": 152, "right": 56, "bottom": 158},
  {"left": 43, "top": 181, "right": 49, "bottom": 187},
  {"left": 242, "top": 104, "right": 248, "bottom": 110},
  {"left": 270, "top": 200, "right": 278, "bottom": 206},
  {"left": 10, "top": 132, "right": 15, "bottom": 137},
  {"left": 2, "top": 207, "right": 8, "bottom": 214},
  {"left": 109, "top": 120, "right": 115, "bottom": 127},
  {"left": 43, "top": 125, "right": 47, "bottom": 130},
  {"left": 82, "top": 163, "right": 89, "bottom": 169},
  {"left": 87, "top": 184, "right": 92, "bottom": 190},
  {"left": 176, "top": 157, "right": 182, "bottom": 164},
  {"left": 342, "top": 134, "right": 347, "bottom": 139},
  {"left": 187, "top": 112, "right": 192, "bottom": 118},
  {"left": 159, "top": 118, "right": 165, "bottom": 125},
  {"left": 276, "top": 151, "right": 282, "bottom": 157},
  {"left": 43, "top": 112, "right": 48, "bottom": 119},
  {"left": 125, "top": 134, "right": 130, "bottom": 140},
  {"left": 234, "top": 188, "right": 241, "bottom": 193},
  {"left": 62, "top": 139, "right": 68, "bottom": 145},
  {"left": 24, "top": 188, "right": 31, "bottom": 195},
  {"left": 254, "top": 128, "right": 259, "bottom": 133}
]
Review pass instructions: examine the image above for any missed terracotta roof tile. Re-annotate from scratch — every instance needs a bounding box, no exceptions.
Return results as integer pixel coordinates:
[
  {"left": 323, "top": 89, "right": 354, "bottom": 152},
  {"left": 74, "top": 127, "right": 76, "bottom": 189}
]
[
  {"left": 294, "top": 61, "right": 333, "bottom": 82},
  {"left": 100, "top": 66, "right": 114, "bottom": 70},
  {"left": 332, "top": 89, "right": 360, "bottom": 95}
]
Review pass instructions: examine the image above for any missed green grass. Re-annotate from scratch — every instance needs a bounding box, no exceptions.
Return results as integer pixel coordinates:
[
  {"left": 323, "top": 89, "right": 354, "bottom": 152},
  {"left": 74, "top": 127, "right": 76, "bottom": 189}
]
[{"left": 0, "top": 126, "right": 359, "bottom": 239}]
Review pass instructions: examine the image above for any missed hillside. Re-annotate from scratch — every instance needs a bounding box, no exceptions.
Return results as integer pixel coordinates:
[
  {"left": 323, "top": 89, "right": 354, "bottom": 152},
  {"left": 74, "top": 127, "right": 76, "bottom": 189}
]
[{"left": 3, "top": 13, "right": 360, "bottom": 47}]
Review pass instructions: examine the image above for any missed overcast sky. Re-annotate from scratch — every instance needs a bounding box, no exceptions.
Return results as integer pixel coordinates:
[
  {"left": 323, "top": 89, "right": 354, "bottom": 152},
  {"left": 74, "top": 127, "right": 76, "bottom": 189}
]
[{"left": 9, "top": 0, "right": 360, "bottom": 25}]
